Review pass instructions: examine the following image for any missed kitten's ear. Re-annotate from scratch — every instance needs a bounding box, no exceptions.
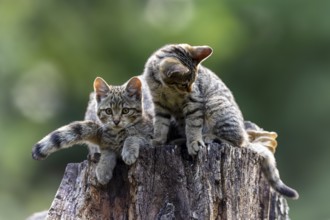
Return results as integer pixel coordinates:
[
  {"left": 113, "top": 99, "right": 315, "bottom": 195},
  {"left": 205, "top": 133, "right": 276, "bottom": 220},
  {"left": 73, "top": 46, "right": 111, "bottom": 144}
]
[
  {"left": 126, "top": 77, "right": 142, "bottom": 99},
  {"left": 94, "top": 77, "right": 110, "bottom": 101},
  {"left": 190, "top": 46, "right": 213, "bottom": 64}
]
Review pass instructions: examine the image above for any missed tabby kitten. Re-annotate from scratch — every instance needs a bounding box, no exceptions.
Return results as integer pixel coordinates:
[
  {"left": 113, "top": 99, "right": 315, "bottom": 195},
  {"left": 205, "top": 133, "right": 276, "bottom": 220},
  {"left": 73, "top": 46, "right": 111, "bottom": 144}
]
[
  {"left": 143, "top": 43, "right": 298, "bottom": 199},
  {"left": 32, "top": 76, "right": 152, "bottom": 185},
  {"left": 144, "top": 43, "right": 248, "bottom": 154}
]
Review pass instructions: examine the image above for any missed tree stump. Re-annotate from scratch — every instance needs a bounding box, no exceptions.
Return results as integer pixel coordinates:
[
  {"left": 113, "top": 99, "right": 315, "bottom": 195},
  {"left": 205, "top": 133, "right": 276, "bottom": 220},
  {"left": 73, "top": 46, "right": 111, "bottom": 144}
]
[{"left": 45, "top": 143, "right": 290, "bottom": 220}]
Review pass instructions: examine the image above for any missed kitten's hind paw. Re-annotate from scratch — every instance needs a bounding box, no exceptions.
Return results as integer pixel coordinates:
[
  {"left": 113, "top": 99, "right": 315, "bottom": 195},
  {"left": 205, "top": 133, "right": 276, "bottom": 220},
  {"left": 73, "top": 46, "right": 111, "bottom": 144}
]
[
  {"left": 188, "top": 140, "right": 205, "bottom": 155},
  {"left": 122, "top": 149, "right": 139, "bottom": 165},
  {"left": 31, "top": 144, "right": 48, "bottom": 160},
  {"left": 96, "top": 166, "right": 113, "bottom": 185}
]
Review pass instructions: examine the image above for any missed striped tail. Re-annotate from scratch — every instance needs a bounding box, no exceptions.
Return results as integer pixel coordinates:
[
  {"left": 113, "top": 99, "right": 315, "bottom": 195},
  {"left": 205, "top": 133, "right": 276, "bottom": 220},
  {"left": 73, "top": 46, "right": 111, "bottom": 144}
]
[
  {"left": 249, "top": 143, "right": 299, "bottom": 199},
  {"left": 32, "top": 121, "right": 100, "bottom": 160}
]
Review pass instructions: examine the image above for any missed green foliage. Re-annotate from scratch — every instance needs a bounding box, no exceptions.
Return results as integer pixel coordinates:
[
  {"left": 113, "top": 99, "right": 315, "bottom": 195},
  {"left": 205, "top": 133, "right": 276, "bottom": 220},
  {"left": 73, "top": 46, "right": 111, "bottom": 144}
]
[{"left": 1, "top": 0, "right": 329, "bottom": 219}]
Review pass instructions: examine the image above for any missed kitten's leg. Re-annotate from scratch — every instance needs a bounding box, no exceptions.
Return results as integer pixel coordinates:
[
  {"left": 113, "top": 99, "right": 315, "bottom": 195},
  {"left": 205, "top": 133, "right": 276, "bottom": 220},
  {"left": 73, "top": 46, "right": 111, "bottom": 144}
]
[
  {"left": 184, "top": 103, "right": 205, "bottom": 155},
  {"left": 121, "top": 136, "right": 144, "bottom": 165},
  {"left": 32, "top": 121, "right": 100, "bottom": 160},
  {"left": 152, "top": 104, "right": 171, "bottom": 145},
  {"left": 213, "top": 117, "right": 248, "bottom": 147},
  {"left": 208, "top": 98, "right": 248, "bottom": 147},
  {"left": 87, "top": 143, "right": 101, "bottom": 163},
  {"left": 96, "top": 149, "right": 117, "bottom": 185}
]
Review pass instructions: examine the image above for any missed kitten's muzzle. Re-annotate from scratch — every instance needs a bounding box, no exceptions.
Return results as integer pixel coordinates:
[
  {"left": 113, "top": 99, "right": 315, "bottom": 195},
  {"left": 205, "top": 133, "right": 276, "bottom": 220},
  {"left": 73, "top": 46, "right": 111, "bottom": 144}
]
[{"left": 113, "top": 120, "right": 120, "bottom": 125}]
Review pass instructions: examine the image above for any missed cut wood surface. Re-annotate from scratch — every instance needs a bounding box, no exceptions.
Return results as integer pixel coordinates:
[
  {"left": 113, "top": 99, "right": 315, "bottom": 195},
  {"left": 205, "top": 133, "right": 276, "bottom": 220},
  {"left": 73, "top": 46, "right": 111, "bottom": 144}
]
[{"left": 45, "top": 143, "right": 290, "bottom": 220}]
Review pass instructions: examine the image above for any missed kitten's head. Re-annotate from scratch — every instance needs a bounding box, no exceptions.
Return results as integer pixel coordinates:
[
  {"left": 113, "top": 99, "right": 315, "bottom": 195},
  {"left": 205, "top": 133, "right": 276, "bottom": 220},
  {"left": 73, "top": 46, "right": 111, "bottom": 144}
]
[
  {"left": 94, "top": 76, "right": 142, "bottom": 130},
  {"left": 148, "top": 44, "right": 212, "bottom": 93}
]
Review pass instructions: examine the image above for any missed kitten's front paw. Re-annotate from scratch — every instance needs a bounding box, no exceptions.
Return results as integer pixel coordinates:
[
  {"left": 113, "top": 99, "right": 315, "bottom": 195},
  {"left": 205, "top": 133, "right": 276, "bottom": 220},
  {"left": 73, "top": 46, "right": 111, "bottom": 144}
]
[
  {"left": 122, "top": 149, "right": 139, "bottom": 165},
  {"left": 31, "top": 143, "right": 48, "bottom": 160},
  {"left": 188, "top": 140, "right": 205, "bottom": 155},
  {"left": 96, "top": 166, "right": 113, "bottom": 185}
]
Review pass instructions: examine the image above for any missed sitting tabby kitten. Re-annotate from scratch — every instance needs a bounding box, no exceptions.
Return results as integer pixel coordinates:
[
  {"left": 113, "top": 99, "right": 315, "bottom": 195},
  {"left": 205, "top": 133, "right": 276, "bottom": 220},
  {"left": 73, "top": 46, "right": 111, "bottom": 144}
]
[
  {"left": 143, "top": 43, "right": 298, "bottom": 199},
  {"left": 32, "top": 76, "right": 152, "bottom": 185}
]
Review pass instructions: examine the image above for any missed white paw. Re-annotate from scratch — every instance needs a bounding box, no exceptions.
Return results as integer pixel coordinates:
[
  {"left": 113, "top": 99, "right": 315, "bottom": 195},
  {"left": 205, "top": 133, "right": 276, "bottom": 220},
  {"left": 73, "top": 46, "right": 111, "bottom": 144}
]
[
  {"left": 122, "top": 150, "right": 139, "bottom": 165},
  {"left": 187, "top": 140, "right": 205, "bottom": 155},
  {"left": 96, "top": 166, "right": 113, "bottom": 185}
]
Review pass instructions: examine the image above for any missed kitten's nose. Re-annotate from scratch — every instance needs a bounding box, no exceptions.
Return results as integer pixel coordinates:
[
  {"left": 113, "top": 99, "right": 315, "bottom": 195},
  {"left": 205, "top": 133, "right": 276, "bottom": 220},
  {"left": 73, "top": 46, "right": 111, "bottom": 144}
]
[{"left": 113, "top": 120, "right": 120, "bottom": 125}]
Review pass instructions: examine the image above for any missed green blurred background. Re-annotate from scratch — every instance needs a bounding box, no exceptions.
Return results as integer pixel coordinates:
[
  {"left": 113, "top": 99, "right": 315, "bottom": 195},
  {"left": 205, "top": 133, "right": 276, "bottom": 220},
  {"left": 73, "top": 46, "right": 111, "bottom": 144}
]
[{"left": 1, "top": 0, "right": 329, "bottom": 219}]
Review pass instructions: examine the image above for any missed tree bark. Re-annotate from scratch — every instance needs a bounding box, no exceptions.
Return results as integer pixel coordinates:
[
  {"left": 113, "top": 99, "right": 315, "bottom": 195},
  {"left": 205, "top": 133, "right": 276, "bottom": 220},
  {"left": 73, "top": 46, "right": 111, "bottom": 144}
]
[{"left": 45, "top": 143, "right": 290, "bottom": 220}]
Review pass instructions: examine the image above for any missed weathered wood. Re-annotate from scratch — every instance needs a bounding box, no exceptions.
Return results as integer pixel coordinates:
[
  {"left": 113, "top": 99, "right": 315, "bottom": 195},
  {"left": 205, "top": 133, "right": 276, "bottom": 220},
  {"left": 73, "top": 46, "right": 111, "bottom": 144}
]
[{"left": 45, "top": 143, "right": 290, "bottom": 220}]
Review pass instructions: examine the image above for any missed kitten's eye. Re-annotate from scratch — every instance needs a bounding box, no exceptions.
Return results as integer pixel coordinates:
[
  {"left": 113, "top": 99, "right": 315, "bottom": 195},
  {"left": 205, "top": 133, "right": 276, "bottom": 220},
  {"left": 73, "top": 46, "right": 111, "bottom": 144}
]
[
  {"left": 105, "top": 108, "right": 112, "bottom": 115},
  {"left": 122, "top": 108, "right": 129, "bottom": 114}
]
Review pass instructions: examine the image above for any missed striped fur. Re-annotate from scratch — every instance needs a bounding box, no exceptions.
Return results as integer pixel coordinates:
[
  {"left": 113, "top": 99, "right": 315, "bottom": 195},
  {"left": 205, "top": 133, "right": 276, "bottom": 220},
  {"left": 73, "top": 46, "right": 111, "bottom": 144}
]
[
  {"left": 32, "top": 77, "right": 152, "bottom": 185},
  {"left": 144, "top": 44, "right": 248, "bottom": 155},
  {"left": 143, "top": 43, "right": 298, "bottom": 199},
  {"left": 32, "top": 120, "right": 100, "bottom": 160}
]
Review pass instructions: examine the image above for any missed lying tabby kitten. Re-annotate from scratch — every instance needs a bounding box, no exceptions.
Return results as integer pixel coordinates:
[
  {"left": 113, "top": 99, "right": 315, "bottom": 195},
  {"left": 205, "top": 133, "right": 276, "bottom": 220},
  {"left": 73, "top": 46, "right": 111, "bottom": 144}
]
[
  {"left": 143, "top": 43, "right": 298, "bottom": 199},
  {"left": 32, "top": 76, "right": 152, "bottom": 185}
]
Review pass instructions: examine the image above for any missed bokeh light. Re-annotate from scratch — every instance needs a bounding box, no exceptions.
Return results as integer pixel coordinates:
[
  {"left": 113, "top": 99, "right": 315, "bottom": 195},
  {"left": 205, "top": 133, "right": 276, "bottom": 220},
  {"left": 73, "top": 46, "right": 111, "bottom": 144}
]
[
  {"left": 145, "top": 0, "right": 194, "bottom": 33},
  {"left": 12, "top": 62, "right": 65, "bottom": 123}
]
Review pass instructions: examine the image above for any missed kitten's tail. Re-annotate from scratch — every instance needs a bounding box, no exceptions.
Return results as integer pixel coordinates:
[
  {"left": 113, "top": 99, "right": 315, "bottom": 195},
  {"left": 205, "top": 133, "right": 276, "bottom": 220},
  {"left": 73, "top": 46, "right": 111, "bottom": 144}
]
[
  {"left": 249, "top": 143, "right": 299, "bottom": 199},
  {"left": 32, "top": 121, "right": 100, "bottom": 160}
]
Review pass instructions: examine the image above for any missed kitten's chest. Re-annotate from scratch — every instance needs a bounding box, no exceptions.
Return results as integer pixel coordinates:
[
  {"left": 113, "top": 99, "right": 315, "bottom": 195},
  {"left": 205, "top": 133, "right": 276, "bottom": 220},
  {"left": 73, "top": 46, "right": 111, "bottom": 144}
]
[
  {"left": 159, "top": 89, "right": 186, "bottom": 112},
  {"left": 99, "top": 129, "right": 127, "bottom": 151}
]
